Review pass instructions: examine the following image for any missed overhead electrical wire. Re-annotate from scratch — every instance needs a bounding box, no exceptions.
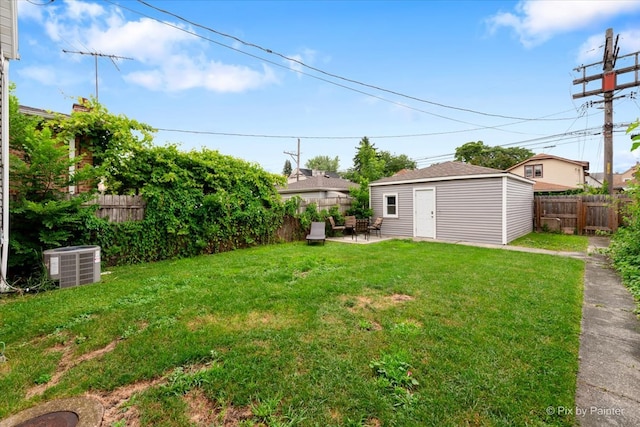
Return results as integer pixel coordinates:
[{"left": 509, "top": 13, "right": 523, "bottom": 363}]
[
  {"left": 99, "top": 0, "right": 625, "bottom": 168},
  {"left": 104, "top": 0, "right": 588, "bottom": 135},
  {"left": 135, "top": 0, "right": 580, "bottom": 123}
]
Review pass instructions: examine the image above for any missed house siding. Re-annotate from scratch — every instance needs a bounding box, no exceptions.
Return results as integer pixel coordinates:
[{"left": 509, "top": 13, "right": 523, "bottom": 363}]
[
  {"left": 506, "top": 178, "right": 533, "bottom": 242},
  {"left": 371, "top": 184, "right": 414, "bottom": 237},
  {"left": 435, "top": 178, "right": 503, "bottom": 244}
]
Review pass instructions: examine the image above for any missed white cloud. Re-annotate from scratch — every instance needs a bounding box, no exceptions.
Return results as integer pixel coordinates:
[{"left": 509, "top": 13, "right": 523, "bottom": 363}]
[
  {"left": 577, "top": 29, "right": 640, "bottom": 64},
  {"left": 18, "top": 66, "right": 57, "bottom": 85},
  {"left": 488, "top": 0, "right": 640, "bottom": 47},
  {"left": 25, "top": 0, "right": 277, "bottom": 94},
  {"left": 64, "top": 0, "right": 105, "bottom": 20}
]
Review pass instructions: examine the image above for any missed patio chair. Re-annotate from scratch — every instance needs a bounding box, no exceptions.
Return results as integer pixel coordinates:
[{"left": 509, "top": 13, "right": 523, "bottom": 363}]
[
  {"left": 353, "top": 218, "right": 370, "bottom": 241},
  {"left": 306, "top": 221, "right": 326, "bottom": 245},
  {"left": 328, "top": 216, "right": 345, "bottom": 236},
  {"left": 368, "top": 217, "right": 383, "bottom": 237},
  {"left": 344, "top": 216, "right": 356, "bottom": 236}
]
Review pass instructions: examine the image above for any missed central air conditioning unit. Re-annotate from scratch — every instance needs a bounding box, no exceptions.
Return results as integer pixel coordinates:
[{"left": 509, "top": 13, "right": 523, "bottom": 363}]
[{"left": 43, "top": 245, "right": 101, "bottom": 288}]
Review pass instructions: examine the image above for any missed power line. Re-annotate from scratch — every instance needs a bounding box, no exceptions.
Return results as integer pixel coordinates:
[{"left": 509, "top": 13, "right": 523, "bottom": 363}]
[
  {"left": 104, "top": 0, "right": 586, "bottom": 134},
  {"left": 135, "top": 0, "right": 580, "bottom": 123}
]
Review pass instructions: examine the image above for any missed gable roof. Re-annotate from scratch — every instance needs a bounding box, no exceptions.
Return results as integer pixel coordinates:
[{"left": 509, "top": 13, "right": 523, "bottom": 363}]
[
  {"left": 370, "top": 161, "right": 521, "bottom": 186},
  {"left": 278, "top": 175, "right": 356, "bottom": 194},
  {"left": 507, "top": 153, "right": 589, "bottom": 171}
]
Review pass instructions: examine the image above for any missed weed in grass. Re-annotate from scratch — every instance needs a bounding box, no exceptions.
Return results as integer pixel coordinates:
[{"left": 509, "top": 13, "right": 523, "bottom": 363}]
[
  {"left": 53, "top": 312, "right": 93, "bottom": 334},
  {"left": 369, "top": 352, "right": 419, "bottom": 389},
  {"left": 110, "top": 421, "right": 126, "bottom": 427},
  {"left": 74, "top": 334, "right": 87, "bottom": 345},
  {"left": 358, "top": 319, "right": 374, "bottom": 331},
  {"left": 162, "top": 366, "right": 212, "bottom": 396},
  {"left": 251, "top": 395, "right": 280, "bottom": 419},
  {"left": 120, "top": 325, "right": 138, "bottom": 340},
  {"left": 34, "top": 373, "right": 51, "bottom": 385}
]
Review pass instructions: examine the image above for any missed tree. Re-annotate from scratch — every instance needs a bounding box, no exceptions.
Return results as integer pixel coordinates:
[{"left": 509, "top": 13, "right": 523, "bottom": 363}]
[
  {"left": 49, "top": 97, "right": 156, "bottom": 193},
  {"left": 454, "top": 141, "right": 533, "bottom": 170},
  {"left": 344, "top": 137, "right": 385, "bottom": 183},
  {"left": 379, "top": 151, "right": 417, "bottom": 176},
  {"left": 305, "top": 155, "right": 339, "bottom": 172},
  {"left": 282, "top": 159, "right": 292, "bottom": 177}
]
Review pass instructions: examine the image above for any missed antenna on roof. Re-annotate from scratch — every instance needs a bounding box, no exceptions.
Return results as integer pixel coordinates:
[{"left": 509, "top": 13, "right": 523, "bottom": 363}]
[{"left": 62, "top": 49, "right": 134, "bottom": 101}]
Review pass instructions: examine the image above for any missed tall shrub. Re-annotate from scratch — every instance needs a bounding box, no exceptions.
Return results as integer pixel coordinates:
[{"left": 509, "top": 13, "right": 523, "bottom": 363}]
[{"left": 609, "top": 120, "right": 640, "bottom": 307}]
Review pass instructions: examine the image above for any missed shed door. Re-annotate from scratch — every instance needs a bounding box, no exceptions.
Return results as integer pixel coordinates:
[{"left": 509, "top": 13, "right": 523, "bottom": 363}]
[{"left": 415, "top": 188, "right": 435, "bottom": 238}]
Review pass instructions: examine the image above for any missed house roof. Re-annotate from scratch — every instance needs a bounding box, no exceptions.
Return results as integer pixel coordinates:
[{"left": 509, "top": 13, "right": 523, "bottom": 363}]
[
  {"left": 507, "top": 153, "right": 589, "bottom": 171},
  {"left": 533, "top": 181, "right": 576, "bottom": 192},
  {"left": 290, "top": 168, "right": 341, "bottom": 179},
  {"left": 277, "top": 175, "right": 357, "bottom": 194},
  {"left": 370, "top": 161, "right": 523, "bottom": 186},
  {"left": 19, "top": 105, "right": 67, "bottom": 120}
]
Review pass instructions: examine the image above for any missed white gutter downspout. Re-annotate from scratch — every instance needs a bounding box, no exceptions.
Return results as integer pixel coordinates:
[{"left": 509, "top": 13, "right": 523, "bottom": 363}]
[{"left": 0, "top": 58, "right": 10, "bottom": 290}]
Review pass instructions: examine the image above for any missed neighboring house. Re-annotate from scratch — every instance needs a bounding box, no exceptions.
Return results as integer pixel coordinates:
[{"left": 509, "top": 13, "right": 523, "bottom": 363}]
[
  {"left": 18, "top": 103, "right": 96, "bottom": 194},
  {"left": 616, "top": 163, "right": 639, "bottom": 190},
  {"left": 590, "top": 163, "right": 638, "bottom": 192},
  {"left": 507, "top": 153, "right": 590, "bottom": 193},
  {"left": 277, "top": 175, "right": 356, "bottom": 201},
  {"left": 288, "top": 168, "right": 340, "bottom": 184},
  {"left": 369, "top": 161, "right": 534, "bottom": 245}
]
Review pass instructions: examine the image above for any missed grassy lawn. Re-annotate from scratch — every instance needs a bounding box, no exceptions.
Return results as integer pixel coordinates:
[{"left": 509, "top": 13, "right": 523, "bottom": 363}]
[
  {"left": 510, "top": 232, "right": 589, "bottom": 253},
  {"left": 0, "top": 240, "right": 584, "bottom": 426}
]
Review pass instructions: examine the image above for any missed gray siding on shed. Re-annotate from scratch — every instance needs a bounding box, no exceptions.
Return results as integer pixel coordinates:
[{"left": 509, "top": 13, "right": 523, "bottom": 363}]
[
  {"left": 370, "top": 184, "right": 414, "bottom": 237},
  {"left": 506, "top": 178, "right": 533, "bottom": 242},
  {"left": 435, "top": 178, "right": 504, "bottom": 244}
]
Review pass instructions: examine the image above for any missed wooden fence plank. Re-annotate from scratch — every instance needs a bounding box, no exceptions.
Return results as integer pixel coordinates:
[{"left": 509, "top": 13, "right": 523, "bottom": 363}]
[{"left": 534, "top": 194, "right": 628, "bottom": 235}]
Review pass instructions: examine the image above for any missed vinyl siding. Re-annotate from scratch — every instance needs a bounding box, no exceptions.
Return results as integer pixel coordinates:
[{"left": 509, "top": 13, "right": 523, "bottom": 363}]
[
  {"left": 370, "top": 184, "right": 414, "bottom": 237},
  {"left": 435, "top": 178, "right": 504, "bottom": 244},
  {"left": 506, "top": 178, "right": 533, "bottom": 242},
  {"left": 0, "top": 0, "right": 18, "bottom": 60}
]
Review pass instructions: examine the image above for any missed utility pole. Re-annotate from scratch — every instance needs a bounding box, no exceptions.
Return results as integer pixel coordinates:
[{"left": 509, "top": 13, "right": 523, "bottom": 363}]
[
  {"left": 284, "top": 138, "right": 301, "bottom": 181},
  {"left": 62, "top": 50, "right": 134, "bottom": 101},
  {"left": 573, "top": 28, "right": 640, "bottom": 194}
]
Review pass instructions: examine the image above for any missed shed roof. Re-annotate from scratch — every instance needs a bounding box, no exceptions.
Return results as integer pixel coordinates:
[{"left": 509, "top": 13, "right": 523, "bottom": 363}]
[
  {"left": 370, "top": 161, "right": 518, "bottom": 186},
  {"left": 277, "top": 175, "right": 357, "bottom": 194}
]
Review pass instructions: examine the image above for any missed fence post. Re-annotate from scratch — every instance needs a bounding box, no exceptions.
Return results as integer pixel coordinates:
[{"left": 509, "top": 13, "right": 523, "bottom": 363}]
[{"left": 576, "top": 197, "right": 584, "bottom": 235}]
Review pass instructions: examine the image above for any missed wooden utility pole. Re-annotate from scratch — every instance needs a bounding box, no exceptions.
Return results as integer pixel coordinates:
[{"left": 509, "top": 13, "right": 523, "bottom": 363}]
[
  {"left": 62, "top": 50, "right": 133, "bottom": 101},
  {"left": 573, "top": 28, "right": 640, "bottom": 194},
  {"left": 284, "top": 138, "right": 301, "bottom": 181}
]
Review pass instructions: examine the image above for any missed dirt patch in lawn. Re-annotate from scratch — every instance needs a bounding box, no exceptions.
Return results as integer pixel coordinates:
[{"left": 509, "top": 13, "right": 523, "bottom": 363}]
[
  {"left": 26, "top": 339, "right": 119, "bottom": 398},
  {"left": 91, "top": 377, "right": 163, "bottom": 427},
  {"left": 342, "top": 291, "right": 415, "bottom": 313},
  {"left": 184, "top": 389, "right": 258, "bottom": 427}
]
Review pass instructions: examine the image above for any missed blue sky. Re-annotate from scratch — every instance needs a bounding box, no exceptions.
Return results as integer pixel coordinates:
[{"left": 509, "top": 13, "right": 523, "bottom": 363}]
[{"left": 11, "top": 0, "right": 640, "bottom": 174}]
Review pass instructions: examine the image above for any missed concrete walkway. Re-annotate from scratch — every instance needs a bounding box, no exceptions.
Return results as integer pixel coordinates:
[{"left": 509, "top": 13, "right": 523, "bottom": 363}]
[{"left": 575, "top": 236, "right": 640, "bottom": 426}]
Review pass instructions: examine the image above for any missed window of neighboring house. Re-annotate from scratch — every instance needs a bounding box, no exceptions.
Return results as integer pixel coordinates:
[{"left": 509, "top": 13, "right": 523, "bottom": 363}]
[
  {"left": 383, "top": 193, "right": 398, "bottom": 218},
  {"left": 525, "top": 164, "right": 543, "bottom": 178},
  {"left": 534, "top": 164, "right": 543, "bottom": 178}
]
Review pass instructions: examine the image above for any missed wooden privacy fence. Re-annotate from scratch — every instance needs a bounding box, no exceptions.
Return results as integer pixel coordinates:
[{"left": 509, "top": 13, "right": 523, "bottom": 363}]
[
  {"left": 86, "top": 195, "right": 146, "bottom": 223},
  {"left": 534, "top": 195, "right": 630, "bottom": 235}
]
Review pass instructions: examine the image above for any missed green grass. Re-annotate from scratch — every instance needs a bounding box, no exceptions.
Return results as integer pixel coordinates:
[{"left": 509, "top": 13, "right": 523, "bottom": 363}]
[
  {"left": 510, "top": 232, "right": 589, "bottom": 252},
  {"left": 0, "top": 240, "right": 584, "bottom": 426}
]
